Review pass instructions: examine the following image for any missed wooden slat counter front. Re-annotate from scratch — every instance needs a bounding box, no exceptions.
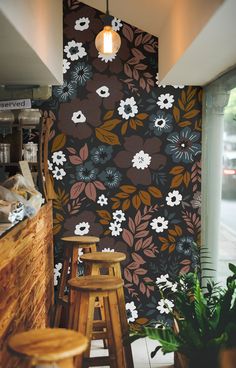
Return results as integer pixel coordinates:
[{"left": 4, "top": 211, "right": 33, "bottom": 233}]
[{"left": 0, "top": 201, "right": 54, "bottom": 368}]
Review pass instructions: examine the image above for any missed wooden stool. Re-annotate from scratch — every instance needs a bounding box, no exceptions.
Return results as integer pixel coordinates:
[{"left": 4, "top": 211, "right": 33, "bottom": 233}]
[
  {"left": 54, "top": 236, "right": 99, "bottom": 327},
  {"left": 80, "top": 252, "right": 134, "bottom": 368},
  {"left": 8, "top": 328, "right": 88, "bottom": 368},
  {"left": 68, "top": 275, "right": 132, "bottom": 368}
]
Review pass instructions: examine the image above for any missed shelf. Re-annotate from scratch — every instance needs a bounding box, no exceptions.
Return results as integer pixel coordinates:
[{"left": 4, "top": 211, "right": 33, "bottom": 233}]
[{"left": 0, "top": 162, "right": 38, "bottom": 167}]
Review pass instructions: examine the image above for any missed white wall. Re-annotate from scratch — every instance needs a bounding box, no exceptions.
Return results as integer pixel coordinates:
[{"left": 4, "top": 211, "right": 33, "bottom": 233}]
[{"left": 0, "top": 0, "right": 63, "bottom": 85}]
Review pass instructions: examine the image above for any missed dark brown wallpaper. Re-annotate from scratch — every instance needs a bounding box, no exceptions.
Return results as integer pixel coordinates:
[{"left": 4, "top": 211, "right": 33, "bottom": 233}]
[{"left": 38, "top": 0, "right": 202, "bottom": 324}]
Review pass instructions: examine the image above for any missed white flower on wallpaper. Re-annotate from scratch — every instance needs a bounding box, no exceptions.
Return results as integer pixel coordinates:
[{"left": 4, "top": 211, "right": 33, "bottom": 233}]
[
  {"left": 47, "top": 160, "right": 53, "bottom": 171},
  {"left": 74, "top": 17, "right": 90, "bottom": 31},
  {"left": 109, "top": 221, "right": 123, "bottom": 236},
  {"left": 74, "top": 221, "right": 90, "bottom": 236},
  {"left": 157, "top": 93, "right": 174, "bottom": 109},
  {"left": 150, "top": 216, "right": 169, "bottom": 233},
  {"left": 72, "top": 110, "right": 86, "bottom": 124},
  {"left": 64, "top": 40, "right": 87, "bottom": 61},
  {"left": 52, "top": 167, "right": 66, "bottom": 180},
  {"left": 156, "top": 72, "right": 184, "bottom": 89},
  {"left": 166, "top": 190, "right": 182, "bottom": 207},
  {"left": 96, "top": 86, "right": 110, "bottom": 98},
  {"left": 156, "top": 299, "right": 174, "bottom": 314},
  {"left": 52, "top": 151, "right": 66, "bottom": 166},
  {"left": 112, "top": 17, "right": 123, "bottom": 31},
  {"left": 112, "top": 210, "right": 126, "bottom": 223},
  {"left": 97, "top": 194, "right": 108, "bottom": 206},
  {"left": 126, "top": 301, "right": 138, "bottom": 323},
  {"left": 156, "top": 274, "right": 178, "bottom": 292},
  {"left": 54, "top": 263, "right": 62, "bottom": 286},
  {"left": 78, "top": 248, "right": 84, "bottom": 263},
  {"left": 102, "top": 248, "right": 115, "bottom": 252},
  {"left": 156, "top": 274, "right": 170, "bottom": 286},
  {"left": 132, "top": 150, "right": 151, "bottom": 170},
  {"left": 155, "top": 73, "right": 166, "bottom": 88},
  {"left": 98, "top": 52, "right": 116, "bottom": 63},
  {"left": 63, "top": 59, "right": 71, "bottom": 74},
  {"left": 173, "top": 84, "right": 185, "bottom": 89},
  {"left": 118, "top": 97, "right": 138, "bottom": 119}
]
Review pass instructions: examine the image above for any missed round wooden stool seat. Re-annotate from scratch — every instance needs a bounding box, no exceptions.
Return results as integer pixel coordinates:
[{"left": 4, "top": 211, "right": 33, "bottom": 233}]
[
  {"left": 80, "top": 251, "right": 126, "bottom": 264},
  {"left": 61, "top": 236, "right": 100, "bottom": 247},
  {"left": 8, "top": 328, "right": 88, "bottom": 367},
  {"left": 68, "top": 275, "right": 124, "bottom": 292}
]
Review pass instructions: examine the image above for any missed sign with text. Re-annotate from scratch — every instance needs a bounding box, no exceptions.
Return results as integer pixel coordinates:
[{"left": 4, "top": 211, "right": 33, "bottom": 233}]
[{"left": 0, "top": 99, "right": 31, "bottom": 110}]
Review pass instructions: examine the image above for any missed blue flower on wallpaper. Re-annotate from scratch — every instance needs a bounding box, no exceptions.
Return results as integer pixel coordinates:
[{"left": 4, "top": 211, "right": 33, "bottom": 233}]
[
  {"left": 76, "top": 161, "right": 98, "bottom": 182},
  {"left": 176, "top": 236, "right": 194, "bottom": 256},
  {"left": 191, "top": 252, "right": 200, "bottom": 271},
  {"left": 165, "top": 127, "right": 201, "bottom": 163},
  {"left": 148, "top": 110, "right": 173, "bottom": 136},
  {"left": 91, "top": 145, "right": 113, "bottom": 164},
  {"left": 99, "top": 167, "right": 122, "bottom": 188},
  {"left": 70, "top": 62, "right": 93, "bottom": 86},
  {"left": 53, "top": 80, "right": 77, "bottom": 102}
]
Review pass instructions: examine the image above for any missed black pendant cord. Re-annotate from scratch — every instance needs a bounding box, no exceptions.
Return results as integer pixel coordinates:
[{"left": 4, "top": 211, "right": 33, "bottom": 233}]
[
  {"left": 104, "top": 0, "right": 112, "bottom": 25},
  {"left": 106, "top": 0, "right": 109, "bottom": 15}
]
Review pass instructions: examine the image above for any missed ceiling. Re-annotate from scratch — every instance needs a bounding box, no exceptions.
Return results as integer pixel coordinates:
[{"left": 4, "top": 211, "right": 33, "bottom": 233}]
[
  {"left": 80, "top": 0, "right": 174, "bottom": 37},
  {"left": 0, "top": 0, "right": 63, "bottom": 86},
  {"left": 82, "top": 0, "right": 236, "bottom": 86},
  {"left": 0, "top": 0, "right": 235, "bottom": 87}
]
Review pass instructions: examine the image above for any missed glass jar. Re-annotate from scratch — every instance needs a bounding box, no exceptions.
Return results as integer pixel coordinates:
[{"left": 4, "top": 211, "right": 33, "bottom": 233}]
[
  {"left": 0, "top": 143, "right": 10, "bottom": 163},
  {"left": 18, "top": 109, "right": 41, "bottom": 127},
  {"left": 23, "top": 142, "right": 38, "bottom": 162},
  {"left": 0, "top": 110, "right": 14, "bottom": 137}
]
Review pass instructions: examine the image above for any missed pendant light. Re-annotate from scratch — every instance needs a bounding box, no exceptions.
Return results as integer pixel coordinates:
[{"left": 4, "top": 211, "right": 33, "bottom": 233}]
[{"left": 95, "top": 0, "right": 121, "bottom": 55}]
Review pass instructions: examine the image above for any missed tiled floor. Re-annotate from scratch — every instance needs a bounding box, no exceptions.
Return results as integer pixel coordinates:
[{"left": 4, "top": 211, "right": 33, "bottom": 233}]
[{"left": 91, "top": 338, "right": 174, "bottom": 368}]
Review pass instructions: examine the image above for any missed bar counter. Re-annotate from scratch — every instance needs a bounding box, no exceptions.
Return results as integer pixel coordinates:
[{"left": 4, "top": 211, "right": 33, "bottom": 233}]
[{"left": 0, "top": 201, "right": 54, "bottom": 368}]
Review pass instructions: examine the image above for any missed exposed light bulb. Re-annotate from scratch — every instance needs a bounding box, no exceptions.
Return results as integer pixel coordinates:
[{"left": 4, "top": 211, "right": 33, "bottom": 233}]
[
  {"left": 95, "top": 26, "right": 121, "bottom": 55},
  {"left": 103, "top": 28, "right": 113, "bottom": 53}
]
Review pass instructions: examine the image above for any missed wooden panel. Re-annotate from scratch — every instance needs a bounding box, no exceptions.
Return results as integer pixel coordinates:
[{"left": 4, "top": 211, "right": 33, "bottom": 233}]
[{"left": 0, "top": 202, "right": 54, "bottom": 368}]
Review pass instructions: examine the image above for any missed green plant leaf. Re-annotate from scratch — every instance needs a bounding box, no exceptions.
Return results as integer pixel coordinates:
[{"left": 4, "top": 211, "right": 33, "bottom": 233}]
[
  {"left": 144, "top": 327, "right": 181, "bottom": 353},
  {"left": 229, "top": 263, "right": 236, "bottom": 274},
  {"left": 150, "top": 346, "right": 162, "bottom": 358},
  {"left": 194, "top": 277, "right": 208, "bottom": 335}
]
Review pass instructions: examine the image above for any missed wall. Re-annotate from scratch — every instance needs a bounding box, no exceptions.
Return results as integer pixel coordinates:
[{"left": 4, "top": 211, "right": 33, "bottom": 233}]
[
  {"left": 159, "top": 0, "right": 224, "bottom": 83},
  {"left": 0, "top": 0, "right": 63, "bottom": 85},
  {"left": 40, "top": 1, "right": 202, "bottom": 323}
]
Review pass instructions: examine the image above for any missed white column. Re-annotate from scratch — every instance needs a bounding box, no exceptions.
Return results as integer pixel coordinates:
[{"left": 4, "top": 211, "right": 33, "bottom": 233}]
[{"left": 201, "top": 84, "right": 230, "bottom": 279}]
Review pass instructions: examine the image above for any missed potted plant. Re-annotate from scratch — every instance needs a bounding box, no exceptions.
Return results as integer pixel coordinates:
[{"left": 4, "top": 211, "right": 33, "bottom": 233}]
[{"left": 130, "top": 264, "right": 236, "bottom": 368}]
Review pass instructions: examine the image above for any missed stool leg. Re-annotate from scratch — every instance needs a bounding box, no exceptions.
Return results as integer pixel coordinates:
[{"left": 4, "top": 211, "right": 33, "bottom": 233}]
[
  {"left": 108, "top": 291, "right": 125, "bottom": 368},
  {"left": 114, "top": 264, "right": 134, "bottom": 368},
  {"left": 71, "top": 247, "right": 78, "bottom": 278},
  {"left": 90, "top": 244, "right": 97, "bottom": 253},
  {"left": 90, "top": 263, "right": 108, "bottom": 349},
  {"left": 104, "top": 296, "right": 117, "bottom": 368},
  {"left": 68, "top": 288, "right": 80, "bottom": 330},
  {"left": 73, "top": 291, "right": 96, "bottom": 368},
  {"left": 54, "top": 246, "right": 70, "bottom": 327}
]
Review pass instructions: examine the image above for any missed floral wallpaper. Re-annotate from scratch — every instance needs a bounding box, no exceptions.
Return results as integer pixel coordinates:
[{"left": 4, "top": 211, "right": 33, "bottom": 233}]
[{"left": 40, "top": 0, "right": 202, "bottom": 324}]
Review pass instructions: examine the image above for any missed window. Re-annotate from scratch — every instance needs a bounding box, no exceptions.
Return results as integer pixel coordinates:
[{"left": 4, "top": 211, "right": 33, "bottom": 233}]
[{"left": 202, "top": 69, "right": 236, "bottom": 284}]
